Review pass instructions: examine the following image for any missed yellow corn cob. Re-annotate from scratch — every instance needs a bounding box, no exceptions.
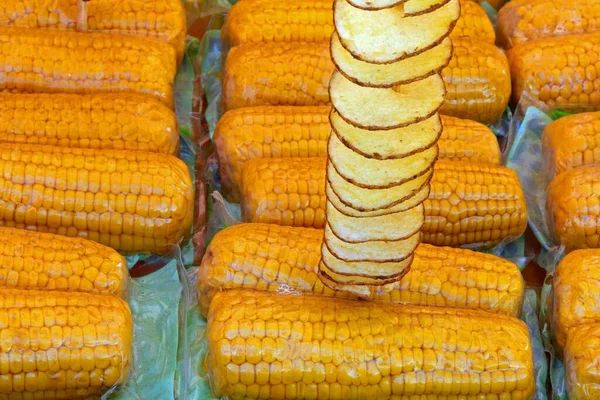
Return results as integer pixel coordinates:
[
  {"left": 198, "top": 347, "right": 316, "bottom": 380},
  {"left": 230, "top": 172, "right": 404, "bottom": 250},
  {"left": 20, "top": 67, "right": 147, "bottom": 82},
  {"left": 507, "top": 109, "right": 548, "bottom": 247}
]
[
  {"left": 0, "top": 227, "right": 127, "bottom": 297},
  {"left": 0, "top": 143, "right": 193, "bottom": 254},
  {"left": 441, "top": 37, "right": 511, "bottom": 124},
  {"left": 452, "top": 0, "right": 496, "bottom": 43},
  {"left": 507, "top": 33, "right": 600, "bottom": 109},
  {"left": 223, "top": 0, "right": 492, "bottom": 47},
  {"left": 0, "top": 93, "right": 179, "bottom": 154},
  {"left": 552, "top": 249, "right": 600, "bottom": 350},
  {"left": 0, "top": 289, "right": 132, "bottom": 399},
  {"left": 199, "top": 223, "right": 524, "bottom": 317},
  {"left": 542, "top": 111, "right": 600, "bottom": 177},
  {"left": 498, "top": 0, "right": 600, "bottom": 48},
  {"left": 0, "top": 0, "right": 186, "bottom": 61},
  {"left": 547, "top": 165, "right": 600, "bottom": 251},
  {"left": 565, "top": 323, "right": 600, "bottom": 400},
  {"left": 207, "top": 290, "right": 535, "bottom": 400},
  {"left": 216, "top": 106, "right": 500, "bottom": 202},
  {"left": 240, "top": 158, "right": 527, "bottom": 248},
  {"left": 0, "top": 27, "right": 176, "bottom": 106},
  {"left": 222, "top": 39, "right": 509, "bottom": 123}
]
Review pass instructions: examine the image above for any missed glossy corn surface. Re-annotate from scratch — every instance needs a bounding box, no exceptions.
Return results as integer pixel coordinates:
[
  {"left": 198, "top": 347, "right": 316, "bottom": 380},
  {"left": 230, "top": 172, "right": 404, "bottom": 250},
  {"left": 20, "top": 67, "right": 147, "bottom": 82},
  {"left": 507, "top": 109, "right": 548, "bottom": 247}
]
[
  {"left": 452, "top": 0, "right": 495, "bottom": 43},
  {"left": 240, "top": 158, "right": 527, "bottom": 248},
  {"left": 0, "top": 289, "right": 132, "bottom": 399},
  {"left": 553, "top": 249, "right": 600, "bottom": 350},
  {"left": 565, "top": 323, "right": 600, "bottom": 399},
  {"left": 0, "top": 143, "right": 193, "bottom": 254},
  {"left": 0, "top": 227, "right": 127, "bottom": 297},
  {"left": 0, "top": 93, "right": 179, "bottom": 154},
  {"left": 507, "top": 33, "right": 600, "bottom": 109},
  {"left": 542, "top": 111, "right": 600, "bottom": 177},
  {"left": 547, "top": 165, "right": 600, "bottom": 251},
  {"left": 0, "top": 27, "right": 176, "bottom": 106},
  {"left": 441, "top": 37, "right": 511, "bottom": 124},
  {"left": 207, "top": 290, "right": 535, "bottom": 400},
  {"left": 199, "top": 223, "right": 524, "bottom": 317},
  {"left": 498, "top": 0, "right": 600, "bottom": 48},
  {"left": 217, "top": 107, "right": 500, "bottom": 201}
]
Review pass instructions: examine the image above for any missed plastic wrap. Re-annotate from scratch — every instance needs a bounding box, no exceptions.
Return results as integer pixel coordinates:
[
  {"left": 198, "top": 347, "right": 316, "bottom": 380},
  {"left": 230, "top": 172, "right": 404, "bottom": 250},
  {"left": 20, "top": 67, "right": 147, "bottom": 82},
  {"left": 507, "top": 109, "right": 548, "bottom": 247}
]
[
  {"left": 497, "top": 0, "right": 600, "bottom": 48},
  {"left": 0, "top": 28, "right": 177, "bottom": 107},
  {"left": 205, "top": 289, "right": 537, "bottom": 399},
  {"left": 0, "top": 0, "right": 187, "bottom": 62}
]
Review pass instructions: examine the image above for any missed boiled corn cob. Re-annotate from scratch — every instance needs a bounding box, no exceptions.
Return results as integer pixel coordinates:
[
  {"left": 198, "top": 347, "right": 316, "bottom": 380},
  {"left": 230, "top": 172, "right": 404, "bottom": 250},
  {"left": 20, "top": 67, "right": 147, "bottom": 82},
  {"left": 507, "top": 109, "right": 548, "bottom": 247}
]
[
  {"left": 542, "top": 111, "right": 600, "bottom": 177},
  {"left": 222, "top": 39, "right": 509, "bottom": 123},
  {"left": 553, "top": 249, "right": 600, "bottom": 350},
  {"left": 0, "top": 143, "right": 194, "bottom": 254},
  {"left": 0, "top": 289, "right": 132, "bottom": 399},
  {"left": 0, "top": 227, "right": 127, "bottom": 297},
  {"left": 199, "top": 223, "right": 524, "bottom": 317},
  {"left": 207, "top": 290, "right": 536, "bottom": 400},
  {"left": 507, "top": 33, "right": 600, "bottom": 109},
  {"left": 223, "top": 0, "right": 492, "bottom": 47},
  {"left": 547, "top": 165, "right": 600, "bottom": 251},
  {"left": 0, "top": 0, "right": 186, "bottom": 61},
  {"left": 240, "top": 158, "right": 528, "bottom": 248},
  {"left": 0, "top": 93, "right": 179, "bottom": 154},
  {"left": 565, "top": 323, "right": 600, "bottom": 399},
  {"left": 441, "top": 37, "right": 511, "bottom": 124},
  {"left": 0, "top": 27, "right": 176, "bottom": 106},
  {"left": 216, "top": 106, "right": 500, "bottom": 202},
  {"left": 498, "top": 0, "right": 600, "bottom": 48}
]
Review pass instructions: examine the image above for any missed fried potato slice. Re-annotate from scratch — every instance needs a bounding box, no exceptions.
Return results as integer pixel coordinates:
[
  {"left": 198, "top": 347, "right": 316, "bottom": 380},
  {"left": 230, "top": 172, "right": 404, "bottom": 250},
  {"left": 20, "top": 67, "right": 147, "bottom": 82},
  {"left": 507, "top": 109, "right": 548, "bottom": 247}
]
[
  {"left": 334, "top": 0, "right": 459, "bottom": 63},
  {"left": 325, "top": 223, "right": 420, "bottom": 262},
  {"left": 328, "top": 131, "right": 438, "bottom": 188},
  {"left": 331, "top": 33, "right": 452, "bottom": 87},
  {"left": 404, "top": 0, "right": 451, "bottom": 15},
  {"left": 317, "top": 262, "right": 398, "bottom": 296},
  {"left": 330, "top": 71, "right": 446, "bottom": 129},
  {"left": 330, "top": 110, "right": 441, "bottom": 159},
  {"left": 326, "top": 166, "right": 431, "bottom": 214},
  {"left": 327, "top": 200, "right": 424, "bottom": 243},
  {"left": 346, "top": 0, "right": 405, "bottom": 10}
]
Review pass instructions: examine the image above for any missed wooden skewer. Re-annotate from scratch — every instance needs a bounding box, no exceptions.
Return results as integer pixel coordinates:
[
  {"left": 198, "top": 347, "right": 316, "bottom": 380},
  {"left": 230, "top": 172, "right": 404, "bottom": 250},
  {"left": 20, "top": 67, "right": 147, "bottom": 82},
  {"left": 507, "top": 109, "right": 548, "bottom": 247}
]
[{"left": 77, "top": 0, "right": 91, "bottom": 32}]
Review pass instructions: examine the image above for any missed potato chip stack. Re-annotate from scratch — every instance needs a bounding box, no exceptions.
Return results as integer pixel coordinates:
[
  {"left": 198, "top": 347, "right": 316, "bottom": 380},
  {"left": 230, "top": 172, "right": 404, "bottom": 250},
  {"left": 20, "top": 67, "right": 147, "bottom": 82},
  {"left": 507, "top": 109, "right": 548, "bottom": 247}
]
[{"left": 319, "top": 0, "right": 461, "bottom": 295}]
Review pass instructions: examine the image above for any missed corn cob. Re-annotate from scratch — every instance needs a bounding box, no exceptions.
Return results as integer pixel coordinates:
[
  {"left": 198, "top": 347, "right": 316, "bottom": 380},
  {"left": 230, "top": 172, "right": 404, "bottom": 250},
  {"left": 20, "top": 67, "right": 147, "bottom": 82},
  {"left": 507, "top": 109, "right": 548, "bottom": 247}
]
[
  {"left": 547, "top": 165, "right": 600, "bottom": 251},
  {"left": 542, "top": 111, "right": 600, "bottom": 177},
  {"left": 223, "top": 0, "right": 492, "bottom": 47},
  {"left": 452, "top": 0, "right": 495, "bottom": 43},
  {"left": 507, "top": 33, "right": 600, "bottom": 109},
  {"left": 0, "top": 289, "right": 132, "bottom": 399},
  {"left": 0, "top": 227, "right": 127, "bottom": 297},
  {"left": 498, "top": 0, "right": 600, "bottom": 48},
  {"left": 0, "top": 143, "right": 193, "bottom": 254},
  {"left": 216, "top": 106, "right": 500, "bottom": 201},
  {"left": 565, "top": 323, "right": 600, "bottom": 400},
  {"left": 222, "top": 39, "right": 509, "bottom": 123},
  {"left": 441, "top": 37, "right": 511, "bottom": 124},
  {"left": 553, "top": 249, "right": 600, "bottom": 350},
  {"left": 0, "top": 93, "right": 179, "bottom": 154},
  {"left": 0, "top": 27, "right": 176, "bottom": 106},
  {"left": 0, "top": 0, "right": 186, "bottom": 61},
  {"left": 240, "top": 158, "right": 527, "bottom": 248},
  {"left": 199, "top": 223, "right": 524, "bottom": 317},
  {"left": 207, "top": 290, "right": 535, "bottom": 400}
]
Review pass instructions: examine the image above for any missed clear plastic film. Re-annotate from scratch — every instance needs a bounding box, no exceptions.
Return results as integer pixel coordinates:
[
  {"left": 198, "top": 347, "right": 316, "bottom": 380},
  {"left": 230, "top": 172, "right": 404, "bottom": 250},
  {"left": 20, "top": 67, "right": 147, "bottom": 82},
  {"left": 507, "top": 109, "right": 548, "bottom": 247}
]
[
  {"left": 497, "top": 0, "right": 600, "bottom": 49},
  {"left": 201, "top": 289, "right": 538, "bottom": 399},
  {"left": 0, "top": 0, "right": 187, "bottom": 62}
]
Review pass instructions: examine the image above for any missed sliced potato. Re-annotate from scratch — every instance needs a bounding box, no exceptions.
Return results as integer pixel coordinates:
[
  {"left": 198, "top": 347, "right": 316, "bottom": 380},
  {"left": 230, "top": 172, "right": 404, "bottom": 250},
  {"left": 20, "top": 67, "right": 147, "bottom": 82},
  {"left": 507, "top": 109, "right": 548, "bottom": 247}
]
[
  {"left": 327, "top": 200, "right": 424, "bottom": 243},
  {"left": 319, "top": 260, "right": 404, "bottom": 288},
  {"left": 404, "top": 0, "right": 451, "bottom": 15},
  {"left": 321, "top": 243, "right": 413, "bottom": 279},
  {"left": 331, "top": 33, "right": 452, "bottom": 87},
  {"left": 346, "top": 0, "right": 405, "bottom": 10},
  {"left": 330, "top": 110, "right": 441, "bottom": 159},
  {"left": 325, "top": 223, "right": 420, "bottom": 262},
  {"left": 326, "top": 168, "right": 431, "bottom": 214},
  {"left": 330, "top": 71, "right": 446, "bottom": 129},
  {"left": 328, "top": 131, "right": 437, "bottom": 188},
  {"left": 318, "top": 262, "right": 397, "bottom": 297},
  {"left": 334, "top": 0, "right": 460, "bottom": 63}
]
